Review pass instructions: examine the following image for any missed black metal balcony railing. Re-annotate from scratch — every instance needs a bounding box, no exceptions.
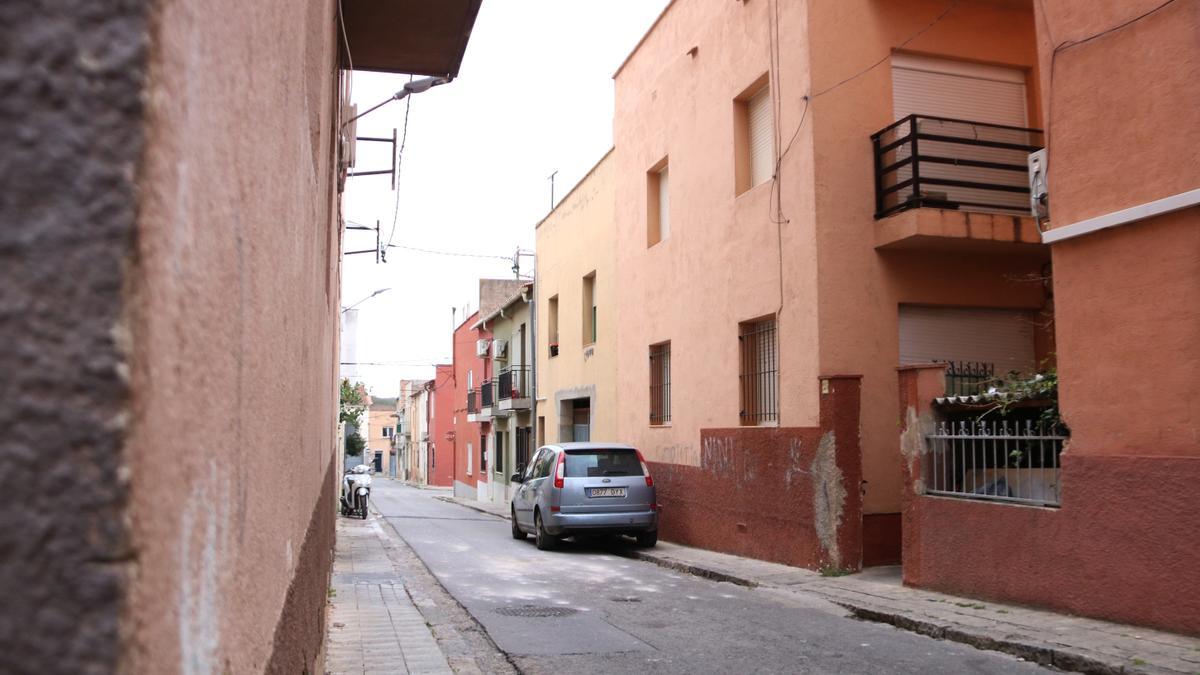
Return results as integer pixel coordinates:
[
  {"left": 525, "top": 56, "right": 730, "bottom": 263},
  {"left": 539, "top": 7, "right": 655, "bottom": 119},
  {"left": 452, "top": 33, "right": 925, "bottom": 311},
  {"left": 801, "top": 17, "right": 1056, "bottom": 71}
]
[
  {"left": 480, "top": 380, "right": 494, "bottom": 408},
  {"left": 872, "top": 114, "right": 1044, "bottom": 219},
  {"left": 498, "top": 366, "right": 530, "bottom": 401},
  {"left": 467, "top": 389, "right": 478, "bottom": 414},
  {"left": 942, "top": 360, "right": 996, "bottom": 397}
]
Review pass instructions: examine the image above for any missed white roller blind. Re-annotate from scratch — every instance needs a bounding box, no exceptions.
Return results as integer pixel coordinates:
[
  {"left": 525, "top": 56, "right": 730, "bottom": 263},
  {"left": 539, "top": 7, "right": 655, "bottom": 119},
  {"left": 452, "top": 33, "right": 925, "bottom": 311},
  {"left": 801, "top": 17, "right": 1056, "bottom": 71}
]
[
  {"left": 748, "top": 87, "right": 774, "bottom": 187},
  {"left": 658, "top": 166, "right": 670, "bottom": 240},
  {"left": 891, "top": 54, "right": 1031, "bottom": 211},
  {"left": 891, "top": 54, "right": 1027, "bottom": 126},
  {"left": 899, "top": 305, "right": 1037, "bottom": 374}
]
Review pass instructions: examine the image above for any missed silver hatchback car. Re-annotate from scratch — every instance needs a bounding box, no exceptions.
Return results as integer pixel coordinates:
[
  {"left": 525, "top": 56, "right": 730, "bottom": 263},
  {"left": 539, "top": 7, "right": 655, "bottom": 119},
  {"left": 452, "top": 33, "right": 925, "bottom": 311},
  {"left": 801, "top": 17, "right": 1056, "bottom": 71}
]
[{"left": 510, "top": 443, "right": 659, "bottom": 550}]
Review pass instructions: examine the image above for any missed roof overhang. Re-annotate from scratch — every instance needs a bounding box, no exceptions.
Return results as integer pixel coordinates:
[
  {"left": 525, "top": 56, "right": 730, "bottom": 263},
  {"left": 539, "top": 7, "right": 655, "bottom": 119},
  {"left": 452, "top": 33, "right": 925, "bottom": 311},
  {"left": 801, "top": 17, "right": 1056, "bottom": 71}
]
[{"left": 339, "top": 0, "right": 483, "bottom": 76}]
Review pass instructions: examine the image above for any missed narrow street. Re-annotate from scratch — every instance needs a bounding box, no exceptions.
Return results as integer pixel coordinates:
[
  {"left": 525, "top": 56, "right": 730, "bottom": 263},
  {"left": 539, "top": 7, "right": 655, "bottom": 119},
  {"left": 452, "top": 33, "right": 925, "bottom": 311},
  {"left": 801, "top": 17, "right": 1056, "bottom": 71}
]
[{"left": 368, "top": 480, "right": 1045, "bottom": 674}]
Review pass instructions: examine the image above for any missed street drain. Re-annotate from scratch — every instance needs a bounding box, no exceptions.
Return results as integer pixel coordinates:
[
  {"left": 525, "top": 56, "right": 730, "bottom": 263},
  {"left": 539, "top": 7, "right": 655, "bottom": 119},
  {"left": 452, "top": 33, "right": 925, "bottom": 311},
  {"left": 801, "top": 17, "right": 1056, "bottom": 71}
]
[
  {"left": 610, "top": 596, "right": 642, "bottom": 603},
  {"left": 494, "top": 605, "right": 579, "bottom": 618}
]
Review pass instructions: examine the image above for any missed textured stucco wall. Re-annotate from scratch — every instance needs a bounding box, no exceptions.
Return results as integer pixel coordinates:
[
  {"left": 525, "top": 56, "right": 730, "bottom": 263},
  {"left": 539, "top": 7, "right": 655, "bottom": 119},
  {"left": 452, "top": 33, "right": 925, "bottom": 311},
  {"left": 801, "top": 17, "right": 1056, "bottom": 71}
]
[
  {"left": 613, "top": 0, "right": 821, "bottom": 469},
  {"left": 1037, "top": 0, "right": 1199, "bottom": 458},
  {"left": 0, "top": 1, "right": 150, "bottom": 672},
  {"left": 652, "top": 376, "right": 863, "bottom": 570},
  {"left": 805, "top": 0, "right": 1045, "bottom": 522},
  {"left": 535, "top": 151, "right": 617, "bottom": 444},
  {"left": 122, "top": 0, "right": 342, "bottom": 672}
]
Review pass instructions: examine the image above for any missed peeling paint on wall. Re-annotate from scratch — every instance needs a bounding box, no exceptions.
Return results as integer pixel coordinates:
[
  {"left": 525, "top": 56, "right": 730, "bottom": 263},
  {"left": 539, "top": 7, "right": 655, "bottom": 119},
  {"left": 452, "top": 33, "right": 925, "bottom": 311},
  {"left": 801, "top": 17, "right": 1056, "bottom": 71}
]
[
  {"left": 900, "top": 406, "right": 933, "bottom": 494},
  {"left": 810, "top": 432, "right": 846, "bottom": 568}
]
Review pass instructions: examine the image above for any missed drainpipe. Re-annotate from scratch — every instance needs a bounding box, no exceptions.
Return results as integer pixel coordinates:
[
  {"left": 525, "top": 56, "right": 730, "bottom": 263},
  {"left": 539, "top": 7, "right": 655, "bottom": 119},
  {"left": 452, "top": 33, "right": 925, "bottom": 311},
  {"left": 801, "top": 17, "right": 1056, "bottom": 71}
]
[{"left": 529, "top": 265, "right": 538, "bottom": 454}]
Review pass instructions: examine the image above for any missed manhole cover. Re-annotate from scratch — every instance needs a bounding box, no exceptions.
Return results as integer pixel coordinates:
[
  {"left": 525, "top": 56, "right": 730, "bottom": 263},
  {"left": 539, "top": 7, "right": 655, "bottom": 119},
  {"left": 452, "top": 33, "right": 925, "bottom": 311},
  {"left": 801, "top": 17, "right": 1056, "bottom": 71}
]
[
  {"left": 609, "top": 596, "right": 642, "bottom": 603},
  {"left": 494, "top": 605, "right": 579, "bottom": 618}
]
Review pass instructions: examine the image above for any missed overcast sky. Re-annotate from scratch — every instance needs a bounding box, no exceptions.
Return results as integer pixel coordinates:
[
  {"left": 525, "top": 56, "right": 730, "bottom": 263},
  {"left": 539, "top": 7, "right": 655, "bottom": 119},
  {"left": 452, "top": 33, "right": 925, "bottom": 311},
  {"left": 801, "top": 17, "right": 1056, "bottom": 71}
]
[{"left": 341, "top": 0, "right": 669, "bottom": 398}]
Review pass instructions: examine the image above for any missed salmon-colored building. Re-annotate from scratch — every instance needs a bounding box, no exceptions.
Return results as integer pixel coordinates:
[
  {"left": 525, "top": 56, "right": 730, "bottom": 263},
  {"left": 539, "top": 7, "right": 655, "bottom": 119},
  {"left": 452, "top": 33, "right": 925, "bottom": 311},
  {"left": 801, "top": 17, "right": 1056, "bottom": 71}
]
[
  {"left": 614, "top": 0, "right": 1052, "bottom": 573},
  {"left": 900, "top": 0, "right": 1200, "bottom": 635},
  {"left": 603, "top": 0, "right": 1197, "bottom": 635}
]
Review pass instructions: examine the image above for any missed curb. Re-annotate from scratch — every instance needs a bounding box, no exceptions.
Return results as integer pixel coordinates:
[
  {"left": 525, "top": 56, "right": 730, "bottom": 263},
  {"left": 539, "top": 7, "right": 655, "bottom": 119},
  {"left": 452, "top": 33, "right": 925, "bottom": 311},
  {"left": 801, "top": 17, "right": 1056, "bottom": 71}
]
[
  {"left": 839, "top": 605, "right": 1136, "bottom": 675},
  {"left": 432, "top": 495, "right": 1146, "bottom": 674}
]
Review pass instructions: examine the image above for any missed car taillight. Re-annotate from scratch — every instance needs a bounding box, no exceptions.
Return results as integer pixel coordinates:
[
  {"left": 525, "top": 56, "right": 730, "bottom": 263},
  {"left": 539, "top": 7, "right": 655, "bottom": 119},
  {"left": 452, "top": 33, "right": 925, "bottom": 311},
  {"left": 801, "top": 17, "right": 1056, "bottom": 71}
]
[
  {"left": 553, "top": 451, "right": 565, "bottom": 489},
  {"left": 636, "top": 449, "right": 653, "bottom": 487}
]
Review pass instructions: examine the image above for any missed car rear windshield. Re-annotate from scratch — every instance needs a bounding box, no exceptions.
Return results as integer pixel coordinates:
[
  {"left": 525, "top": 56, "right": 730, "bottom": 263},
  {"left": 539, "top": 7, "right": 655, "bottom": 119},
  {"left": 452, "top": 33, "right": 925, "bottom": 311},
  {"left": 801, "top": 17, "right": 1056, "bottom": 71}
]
[{"left": 564, "top": 449, "right": 643, "bottom": 478}]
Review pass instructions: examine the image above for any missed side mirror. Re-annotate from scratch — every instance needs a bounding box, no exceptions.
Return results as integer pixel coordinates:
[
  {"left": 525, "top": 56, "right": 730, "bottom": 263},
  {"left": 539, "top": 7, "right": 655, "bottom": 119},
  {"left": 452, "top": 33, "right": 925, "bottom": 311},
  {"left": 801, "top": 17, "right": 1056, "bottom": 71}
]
[{"left": 511, "top": 472, "right": 523, "bottom": 483}]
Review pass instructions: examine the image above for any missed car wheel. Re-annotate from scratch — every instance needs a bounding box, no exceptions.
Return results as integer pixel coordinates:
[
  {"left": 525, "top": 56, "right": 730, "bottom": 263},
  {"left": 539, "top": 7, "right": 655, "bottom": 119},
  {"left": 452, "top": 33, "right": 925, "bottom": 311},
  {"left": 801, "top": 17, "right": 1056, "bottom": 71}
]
[
  {"left": 511, "top": 507, "right": 526, "bottom": 540},
  {"left": 635, "top": 530, "right": 658, "bottom": 548},
  {"left": 534, "top": 511, "right": 557, "bottom": 551}
]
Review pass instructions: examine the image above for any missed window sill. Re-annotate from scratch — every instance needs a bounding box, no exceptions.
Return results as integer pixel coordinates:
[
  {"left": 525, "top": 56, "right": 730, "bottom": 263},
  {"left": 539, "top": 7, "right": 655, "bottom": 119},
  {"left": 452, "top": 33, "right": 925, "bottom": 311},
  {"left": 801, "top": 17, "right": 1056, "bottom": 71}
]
[{"left": 649, "top": 423, "right": 672, "bottom": 429}]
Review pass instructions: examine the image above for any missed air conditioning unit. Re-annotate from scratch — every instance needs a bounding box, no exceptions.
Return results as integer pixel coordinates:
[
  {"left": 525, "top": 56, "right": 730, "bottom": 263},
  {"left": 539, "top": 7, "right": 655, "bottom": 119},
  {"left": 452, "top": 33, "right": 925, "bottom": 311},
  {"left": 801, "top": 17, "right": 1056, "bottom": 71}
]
[
  {"left": 1028, "top": 148, "right": 1049, "bottom": 220},
  {"left": 492, "top": 338, "right": 508, "bottom": 360},
  {"left": 475, "top": 339, "right": 490, "bottom": 357}
]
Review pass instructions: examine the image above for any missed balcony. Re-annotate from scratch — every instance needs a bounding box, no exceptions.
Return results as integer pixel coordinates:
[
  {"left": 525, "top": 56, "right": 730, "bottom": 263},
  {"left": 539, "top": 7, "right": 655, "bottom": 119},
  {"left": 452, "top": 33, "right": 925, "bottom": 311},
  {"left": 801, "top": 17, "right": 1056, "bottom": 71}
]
[
  {"left": 496, "top": 365, "right": 531, "bottom": 412},
  {"left": 871, "top": 115, "right": 1046, "bottom": 252},
  {"left": 477, "top": 380, "right": 494, "bottom": 420},
  {"left": 466, "top": 388, "right": 479, "bottom": 422}
]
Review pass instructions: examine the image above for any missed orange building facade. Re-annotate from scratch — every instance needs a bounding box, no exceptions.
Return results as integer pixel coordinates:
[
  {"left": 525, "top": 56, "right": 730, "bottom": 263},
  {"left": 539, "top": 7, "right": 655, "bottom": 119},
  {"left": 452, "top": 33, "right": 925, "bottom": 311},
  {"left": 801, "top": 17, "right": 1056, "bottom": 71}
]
[
  {"left": 607, "top": 0, "right": 1196, "bottom": 633},
  {"left": 614, "top": 0, "right": 1052, "bottom": 571}
]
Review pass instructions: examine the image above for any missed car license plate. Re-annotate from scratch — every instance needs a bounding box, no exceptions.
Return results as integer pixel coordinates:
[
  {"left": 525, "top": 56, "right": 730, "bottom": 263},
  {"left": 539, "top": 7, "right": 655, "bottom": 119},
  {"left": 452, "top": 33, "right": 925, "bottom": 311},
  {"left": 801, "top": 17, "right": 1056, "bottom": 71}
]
[{"left": 588, "top": 487, "right": 626, "bottom": 498}]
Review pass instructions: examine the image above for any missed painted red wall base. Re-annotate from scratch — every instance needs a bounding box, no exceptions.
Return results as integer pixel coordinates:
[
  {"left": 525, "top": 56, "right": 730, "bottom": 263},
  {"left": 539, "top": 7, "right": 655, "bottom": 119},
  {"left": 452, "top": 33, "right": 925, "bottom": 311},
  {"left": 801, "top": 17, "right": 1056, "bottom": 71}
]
[
  {"left": 904, "top": 455, "right": 1200, "bottom": 636},
  {"left": 650, "top": 376, "right": 863, "bottom": 570},
  {"left": 898, "top": 366, "right": 1200, "bottom": 636}
]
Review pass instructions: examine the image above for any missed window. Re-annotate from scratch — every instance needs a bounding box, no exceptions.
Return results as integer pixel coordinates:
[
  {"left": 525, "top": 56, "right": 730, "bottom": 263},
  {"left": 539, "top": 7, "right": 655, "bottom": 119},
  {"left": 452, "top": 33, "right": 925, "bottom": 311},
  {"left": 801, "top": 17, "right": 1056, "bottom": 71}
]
[
  {"left": 516, "top": 427, "right": 532, "bottom": 472},
  {"left": 548, "top": 295, "right": 559, "bottom": 357},
  {"left": 739, "top": 316, "right": 778, "bottom": 425},
  {"left": 735, "top": 78, "right": 773, "bottom": 194},
  {"left": 649, "top": 342, "right": 671, "bottom": 425},
  {"left": 582, "top": 272, "right": 596, "bottom": 345},
  {"left": 480, "top": 433, "right": 487, "bottom": 473},
  {"left": 564, "top": 448, "right": 644, "bottom": 478},
  {"left": 382, "top": 426, "right": 393, "bottom": 438},
  {"left": 533, "top": 448, "right": 555, "bottom": 479},
  {"left": 467, "top": 441, "right": 473, "bottom": 475},
  {"left": 647, "top": 159, "right": 669, "bottom": 246}
]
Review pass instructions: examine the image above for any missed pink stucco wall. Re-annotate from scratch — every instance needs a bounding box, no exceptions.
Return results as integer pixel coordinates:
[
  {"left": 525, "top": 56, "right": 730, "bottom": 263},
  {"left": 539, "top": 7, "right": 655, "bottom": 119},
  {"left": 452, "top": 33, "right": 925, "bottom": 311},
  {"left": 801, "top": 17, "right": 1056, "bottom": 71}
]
[{"left": 122, "top": 0, "right": 343, "bottom": 671}]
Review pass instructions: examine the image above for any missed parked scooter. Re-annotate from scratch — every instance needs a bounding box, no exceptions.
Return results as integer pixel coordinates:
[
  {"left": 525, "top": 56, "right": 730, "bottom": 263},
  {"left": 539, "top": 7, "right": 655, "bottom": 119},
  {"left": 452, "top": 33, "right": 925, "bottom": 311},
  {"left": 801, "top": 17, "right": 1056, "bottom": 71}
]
[{"left": 340, "top": 464, "right": 372, "bottom": 519}]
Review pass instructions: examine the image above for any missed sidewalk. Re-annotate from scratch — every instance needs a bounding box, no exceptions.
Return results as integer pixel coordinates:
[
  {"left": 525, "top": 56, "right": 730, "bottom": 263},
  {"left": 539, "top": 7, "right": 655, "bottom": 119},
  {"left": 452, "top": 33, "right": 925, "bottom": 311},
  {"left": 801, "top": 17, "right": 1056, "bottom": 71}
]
[
  {"left": 325, "top": 515, "right": 452, "bottom": 674},
  {"left": 438, "top": 495, "right": 1200, "bottom": 675}
]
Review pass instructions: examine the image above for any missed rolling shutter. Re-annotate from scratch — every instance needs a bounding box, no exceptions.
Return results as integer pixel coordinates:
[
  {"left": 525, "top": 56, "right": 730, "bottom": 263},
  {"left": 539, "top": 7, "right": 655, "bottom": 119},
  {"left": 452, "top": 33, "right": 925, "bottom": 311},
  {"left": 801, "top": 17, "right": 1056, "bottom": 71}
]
[
  {"left": 748, "top": 86, "right": 774, "bottom": 187},
  {"left": 899, "top": 305, "right": 1037, "bottom": 374},
  {"left": 891, "top": 54, "right": 1031, "bottom": 211},
  {"left": 891, "top": 54, "right": 1027, "bottom": 126}
]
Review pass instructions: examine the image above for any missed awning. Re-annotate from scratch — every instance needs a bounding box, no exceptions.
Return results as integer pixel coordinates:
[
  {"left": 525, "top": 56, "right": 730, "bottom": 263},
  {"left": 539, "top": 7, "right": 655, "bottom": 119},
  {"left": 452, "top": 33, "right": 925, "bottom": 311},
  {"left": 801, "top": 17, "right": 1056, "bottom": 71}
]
[{"left": 339, "top": 0, "right": 483, "bottom": 76}]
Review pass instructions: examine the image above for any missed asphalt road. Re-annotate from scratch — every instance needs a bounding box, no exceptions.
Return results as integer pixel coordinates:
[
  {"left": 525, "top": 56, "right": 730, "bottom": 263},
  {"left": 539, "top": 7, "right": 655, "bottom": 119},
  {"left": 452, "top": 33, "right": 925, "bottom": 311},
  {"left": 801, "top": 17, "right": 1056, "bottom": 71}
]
[{"left": 371, "top": 481, "right": 1047, "bottom": 674}]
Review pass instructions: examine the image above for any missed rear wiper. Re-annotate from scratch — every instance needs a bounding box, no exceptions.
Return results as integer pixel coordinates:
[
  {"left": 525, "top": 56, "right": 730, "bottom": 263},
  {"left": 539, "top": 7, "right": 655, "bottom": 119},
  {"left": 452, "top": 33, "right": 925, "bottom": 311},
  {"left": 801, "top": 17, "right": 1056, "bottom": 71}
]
[{"left": 603, "top": 470, "right": 631, "bottom": 476}]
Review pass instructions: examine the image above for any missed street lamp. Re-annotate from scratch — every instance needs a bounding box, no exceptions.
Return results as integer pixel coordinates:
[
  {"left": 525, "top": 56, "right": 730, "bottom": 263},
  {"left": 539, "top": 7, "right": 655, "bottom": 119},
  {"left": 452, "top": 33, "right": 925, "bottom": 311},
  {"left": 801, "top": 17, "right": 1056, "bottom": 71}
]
[
  {"left": 341, "top": 76, "right": 452, "bottom": 130},
  {"left": 341, "top": 288, "right": 391, "bottom": 314}
]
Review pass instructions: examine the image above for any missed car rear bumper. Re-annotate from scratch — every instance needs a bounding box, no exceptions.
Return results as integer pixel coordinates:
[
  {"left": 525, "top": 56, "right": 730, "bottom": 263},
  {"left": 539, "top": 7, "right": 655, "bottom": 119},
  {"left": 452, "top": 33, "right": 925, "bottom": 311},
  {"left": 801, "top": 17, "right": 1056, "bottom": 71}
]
[{"left": 545, "top": 509, "right": 658, "bottom": 536}]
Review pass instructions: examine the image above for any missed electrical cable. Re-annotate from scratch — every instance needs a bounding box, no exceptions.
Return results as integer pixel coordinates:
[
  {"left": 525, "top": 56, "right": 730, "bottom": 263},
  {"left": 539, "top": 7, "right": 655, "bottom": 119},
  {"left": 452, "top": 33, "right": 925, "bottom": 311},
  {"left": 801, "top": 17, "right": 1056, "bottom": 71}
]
[
  {"left": 384, "top": 75, "right": 415, "bottom": 253},
  {"left": 385, "top": 242, "right": 515, "bottom": 261},
  {"left": 337, "top": 0, "right": 354, "bottom": 101}
]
